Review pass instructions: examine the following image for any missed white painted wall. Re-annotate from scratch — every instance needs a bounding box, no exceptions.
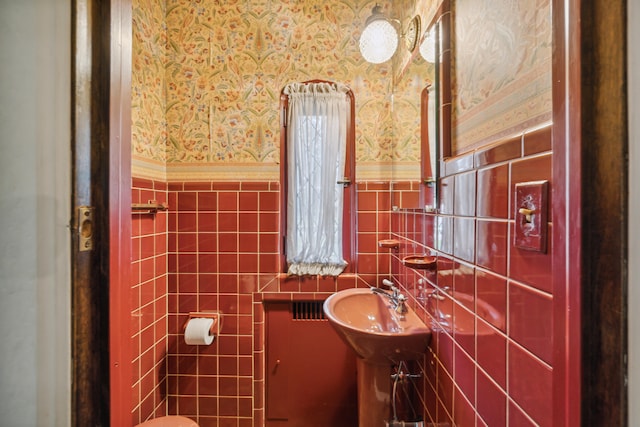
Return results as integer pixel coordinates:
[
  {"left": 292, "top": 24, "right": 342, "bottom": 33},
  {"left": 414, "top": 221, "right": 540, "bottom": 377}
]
[
  {"left": 629, "top": 0, "right": 639, "bottom": 424},
  {"left": 0, "top": 0, "right": 71, "bottom": 426}
]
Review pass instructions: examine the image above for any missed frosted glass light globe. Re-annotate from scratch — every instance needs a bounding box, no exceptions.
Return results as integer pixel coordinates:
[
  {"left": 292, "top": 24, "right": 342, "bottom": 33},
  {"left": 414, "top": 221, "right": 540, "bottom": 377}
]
[
  {"left": 420, "top": 31, "right": 436, "bottom": 63},
  {"left": 359, "top": 19, "right": 399, "bottom": 64}
]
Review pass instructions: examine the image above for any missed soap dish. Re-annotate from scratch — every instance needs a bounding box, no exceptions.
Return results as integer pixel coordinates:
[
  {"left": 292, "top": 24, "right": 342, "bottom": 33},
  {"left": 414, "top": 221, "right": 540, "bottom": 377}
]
[
  {"left": 378, "top": 239, "right": 400, "bottom": 249},
  {"left": 402, "top": 255, "right": 437, "bottom": 270}
]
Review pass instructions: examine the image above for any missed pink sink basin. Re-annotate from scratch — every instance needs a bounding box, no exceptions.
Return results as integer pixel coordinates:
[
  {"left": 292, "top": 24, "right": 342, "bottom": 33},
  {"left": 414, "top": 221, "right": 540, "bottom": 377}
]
[{"left": 323, "top": 288, "right": 431, "bottom": 364}]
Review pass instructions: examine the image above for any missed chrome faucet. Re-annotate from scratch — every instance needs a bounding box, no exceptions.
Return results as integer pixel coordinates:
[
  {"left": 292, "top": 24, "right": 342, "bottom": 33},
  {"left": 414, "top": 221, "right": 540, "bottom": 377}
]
[{"left": 372, "top": 280, "right": 408, "bottom": 314}]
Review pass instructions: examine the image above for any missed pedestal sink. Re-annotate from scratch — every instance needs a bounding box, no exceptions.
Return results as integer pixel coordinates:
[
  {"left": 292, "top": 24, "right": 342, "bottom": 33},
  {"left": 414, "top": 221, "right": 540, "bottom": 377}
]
[{"left": 323, "top": 288, "right": 431, "bottom": 427}]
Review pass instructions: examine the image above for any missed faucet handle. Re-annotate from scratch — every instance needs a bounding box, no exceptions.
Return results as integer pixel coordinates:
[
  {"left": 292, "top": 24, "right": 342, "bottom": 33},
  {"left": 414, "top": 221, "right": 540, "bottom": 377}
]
[
  {"left": 381, "top": 278, "right": 394, "bottom": 288},
  {"left": 391, "top": 285, "right": 400, "bottom": 298}
]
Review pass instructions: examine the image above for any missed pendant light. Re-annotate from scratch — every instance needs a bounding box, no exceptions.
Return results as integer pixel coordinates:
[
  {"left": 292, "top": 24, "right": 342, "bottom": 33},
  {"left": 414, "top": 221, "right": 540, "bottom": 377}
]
[{"left": 359, "top": 5, "right": 399, "bottom": 64}]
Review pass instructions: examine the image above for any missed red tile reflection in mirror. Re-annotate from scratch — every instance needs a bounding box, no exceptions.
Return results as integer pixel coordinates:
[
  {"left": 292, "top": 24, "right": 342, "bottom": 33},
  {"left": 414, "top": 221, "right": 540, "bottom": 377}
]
[
  {"left": 453, "top": 261, "right": 475, "bottom": 302},
  {"left": 477, "top": 163, "right": 509, "bottom": 219},
  {"left": 439, "top": 175, "right": 455, "bottom": 215},
  {"left": 454, "top": 171, "right": 476, "bottom": 216},
  {"left": 476, "top": 219, "right": 508, "bottom": 275},
  {"left": 453, "top": 217, "right": 475, "bottom": 263}
]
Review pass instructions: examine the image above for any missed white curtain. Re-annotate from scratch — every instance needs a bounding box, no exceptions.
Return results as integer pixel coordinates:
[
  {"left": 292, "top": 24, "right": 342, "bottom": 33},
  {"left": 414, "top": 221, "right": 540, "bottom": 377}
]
[{"left": 284, "top": 82, "right": 349, "bottom": 276}]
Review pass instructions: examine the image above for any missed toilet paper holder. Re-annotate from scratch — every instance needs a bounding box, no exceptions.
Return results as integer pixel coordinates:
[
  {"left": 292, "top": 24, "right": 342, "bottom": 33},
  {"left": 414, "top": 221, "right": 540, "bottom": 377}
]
[{"left": 184, "top": 311, "right": 221, "bottom": 335}]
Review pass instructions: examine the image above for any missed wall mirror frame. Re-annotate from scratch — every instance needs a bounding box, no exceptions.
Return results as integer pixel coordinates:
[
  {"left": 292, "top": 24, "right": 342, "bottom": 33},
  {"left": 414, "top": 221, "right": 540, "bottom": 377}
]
[{"left": 391, "top": 0, "right": 451, "bottom": 212}]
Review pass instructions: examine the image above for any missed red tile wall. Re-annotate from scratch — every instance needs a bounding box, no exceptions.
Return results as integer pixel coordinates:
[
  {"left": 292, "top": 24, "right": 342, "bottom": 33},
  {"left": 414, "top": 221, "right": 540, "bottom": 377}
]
[
  {"left": 165, "top": 181, "right": 280, "bottom": 427},
  {"left": 128, "top": 177, "right": 396, "bottom": 426},
  {"left": 131, "top": 178, "right": 169, "bottom": 424},
  {"left": 130, "top": 126, "right": 552, "bottom": 427},
  {"left": 389, "top": 125, "right": 554, "bottom": 427}
]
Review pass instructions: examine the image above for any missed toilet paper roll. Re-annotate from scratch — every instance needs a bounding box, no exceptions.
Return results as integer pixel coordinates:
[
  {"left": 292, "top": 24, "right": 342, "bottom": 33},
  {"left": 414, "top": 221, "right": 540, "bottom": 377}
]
[{"left": 184, "top": 318, "right": 215, "bottom": 345}]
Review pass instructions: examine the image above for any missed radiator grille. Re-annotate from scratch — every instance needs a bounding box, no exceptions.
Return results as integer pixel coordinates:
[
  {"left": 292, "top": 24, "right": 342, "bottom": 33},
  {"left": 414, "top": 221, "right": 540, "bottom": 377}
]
[{"left": 292, "top": 300, "right": 326, "bottom": 320}]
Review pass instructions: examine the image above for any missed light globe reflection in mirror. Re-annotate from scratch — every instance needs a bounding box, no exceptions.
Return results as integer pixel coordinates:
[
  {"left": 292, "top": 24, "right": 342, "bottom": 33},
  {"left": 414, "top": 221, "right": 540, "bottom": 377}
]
[{"left": 420, "top": 29, "right": 436, "bottom": 63}]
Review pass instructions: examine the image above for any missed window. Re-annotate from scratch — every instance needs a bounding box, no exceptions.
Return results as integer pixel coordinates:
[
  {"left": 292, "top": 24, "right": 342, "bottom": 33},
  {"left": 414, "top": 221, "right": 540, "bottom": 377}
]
[{"left": 279, "top": 80, "right": 356, "bottom": 274}]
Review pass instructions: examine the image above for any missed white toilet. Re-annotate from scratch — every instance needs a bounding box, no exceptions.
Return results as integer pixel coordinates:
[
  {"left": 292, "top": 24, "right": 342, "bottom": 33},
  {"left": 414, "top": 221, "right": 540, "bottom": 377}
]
[{"left": 135, "top": 415, "right": 199, "bottom": 427}]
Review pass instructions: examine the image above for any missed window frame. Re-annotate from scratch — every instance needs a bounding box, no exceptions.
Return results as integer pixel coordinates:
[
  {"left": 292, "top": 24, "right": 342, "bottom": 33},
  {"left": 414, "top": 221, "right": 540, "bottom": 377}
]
[{"left": 279, "top": 80, "right": 356, "bottom": 274}]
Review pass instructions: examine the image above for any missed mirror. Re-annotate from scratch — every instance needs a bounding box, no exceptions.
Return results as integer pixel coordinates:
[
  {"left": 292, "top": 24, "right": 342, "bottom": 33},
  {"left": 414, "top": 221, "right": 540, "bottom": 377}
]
[{"left": 390, "top": 1, "right": 450, "bottom": 212}]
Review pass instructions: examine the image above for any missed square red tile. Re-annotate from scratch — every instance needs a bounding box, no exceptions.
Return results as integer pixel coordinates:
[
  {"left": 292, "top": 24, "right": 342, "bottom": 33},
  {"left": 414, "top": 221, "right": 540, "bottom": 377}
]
[
  {"left": 508, "top": 282, "right": 553, "bottom": 364},
  {"left": 508, "top": 342, "right": 552, "bottom": 427},
  {"left": 177, "top": 192, "right": 197, "bottom": 211},
  {"left": 258, "top": 253, "right": 279, "bottom": 273},
  {"left": 218, "top": 212, "right": 238, "bottom": 232},
  {"left": 259, "top": 192, "right": 278, "bottom": 211},
  {"left": 523, "top": 125, "right": 552, "bottom": 156},
  {"left": 474, "top": 135, "right": 521, "bottom": 167},
  {"left": 218, "top": 192, "right": 238, "bottom": 211},
  {"left": 454, "top": 344, "right": 476, "bottom": 404},
  {"left": 357, "top": 212, "right": 377, "bottom": 232},
  {"left": 238, "top": 253, "right": 258, "bottom": 273},
  {"left": 259, "top": 212, "right": 278, "bottom": 232},
  {"left": 477, "top": 369, "right": 506, "bottom": 427},
  {"left": 198, "top": 396, "right": 219, "bottom": 416},
  {"left": 197, "top": 212, "right": 217, "bottom": 232},
  {"left": 238, "top": 232, "right": 258, "bottom": 253},
  {"left": 357, "top": 191, "right": 377, "bottom": 211},
  {"left": 508, "top": 223, "right": 553, "bottom": 293},
  {"left": 453, "top": 387, "right": 477, "bottom": 427},
  {"left": 197, "top": 192, "right": 217, "bottom": 211},
  {"left": 177, "top": 232, "right": 197, "bottom": 252},
  {"left": 177, "top": 213, "right": 197, "bottom": 232},
  {"left": 509, "top": 400, "right": 538, "bottom": 427},
  {"left": 258, "top": 233, "right": 279, "bottom": 253},
  {"left": 239, "top": 191, "right": 258, "bottom": 211},
  {"left": 476, "top": 270, "right": 507, "bottom": 332},
  {"left": 476, "top": 318, "right": 507, "bottom": 389},
  {"left": 238, "top": 212, "right": 258, "bottom": 232}
]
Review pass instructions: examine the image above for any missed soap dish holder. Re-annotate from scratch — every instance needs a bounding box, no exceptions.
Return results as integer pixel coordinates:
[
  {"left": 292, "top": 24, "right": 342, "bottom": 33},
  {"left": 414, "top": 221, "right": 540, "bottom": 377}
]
[{"left": 402, "top": 255, "right": 437, "bottom": 270}]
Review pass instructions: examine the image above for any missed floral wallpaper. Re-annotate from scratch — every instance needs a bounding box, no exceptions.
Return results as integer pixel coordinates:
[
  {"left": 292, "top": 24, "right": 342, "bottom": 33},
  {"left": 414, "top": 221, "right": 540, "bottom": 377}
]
[
  {"left": 452, "top": 0, "right": 552, "bottom": 153},
  {"left": 131, "top": 0, "right": 552, "bottom": 179},
  {"left": 132, "top": 0, "right": 167, "bottom": 177},
  {"left": 133, "top": 0, "right": 398, "bottom": 181}
]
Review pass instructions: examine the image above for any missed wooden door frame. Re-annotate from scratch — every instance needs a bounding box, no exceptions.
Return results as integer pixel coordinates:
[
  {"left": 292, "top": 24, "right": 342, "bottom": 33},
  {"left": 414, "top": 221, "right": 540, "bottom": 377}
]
[
  {"left": 71, "top": 0, "right": 131, "bottom": 426},
  {"left": 552, "top": 0, "right": 628, "bottom": 425}
]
